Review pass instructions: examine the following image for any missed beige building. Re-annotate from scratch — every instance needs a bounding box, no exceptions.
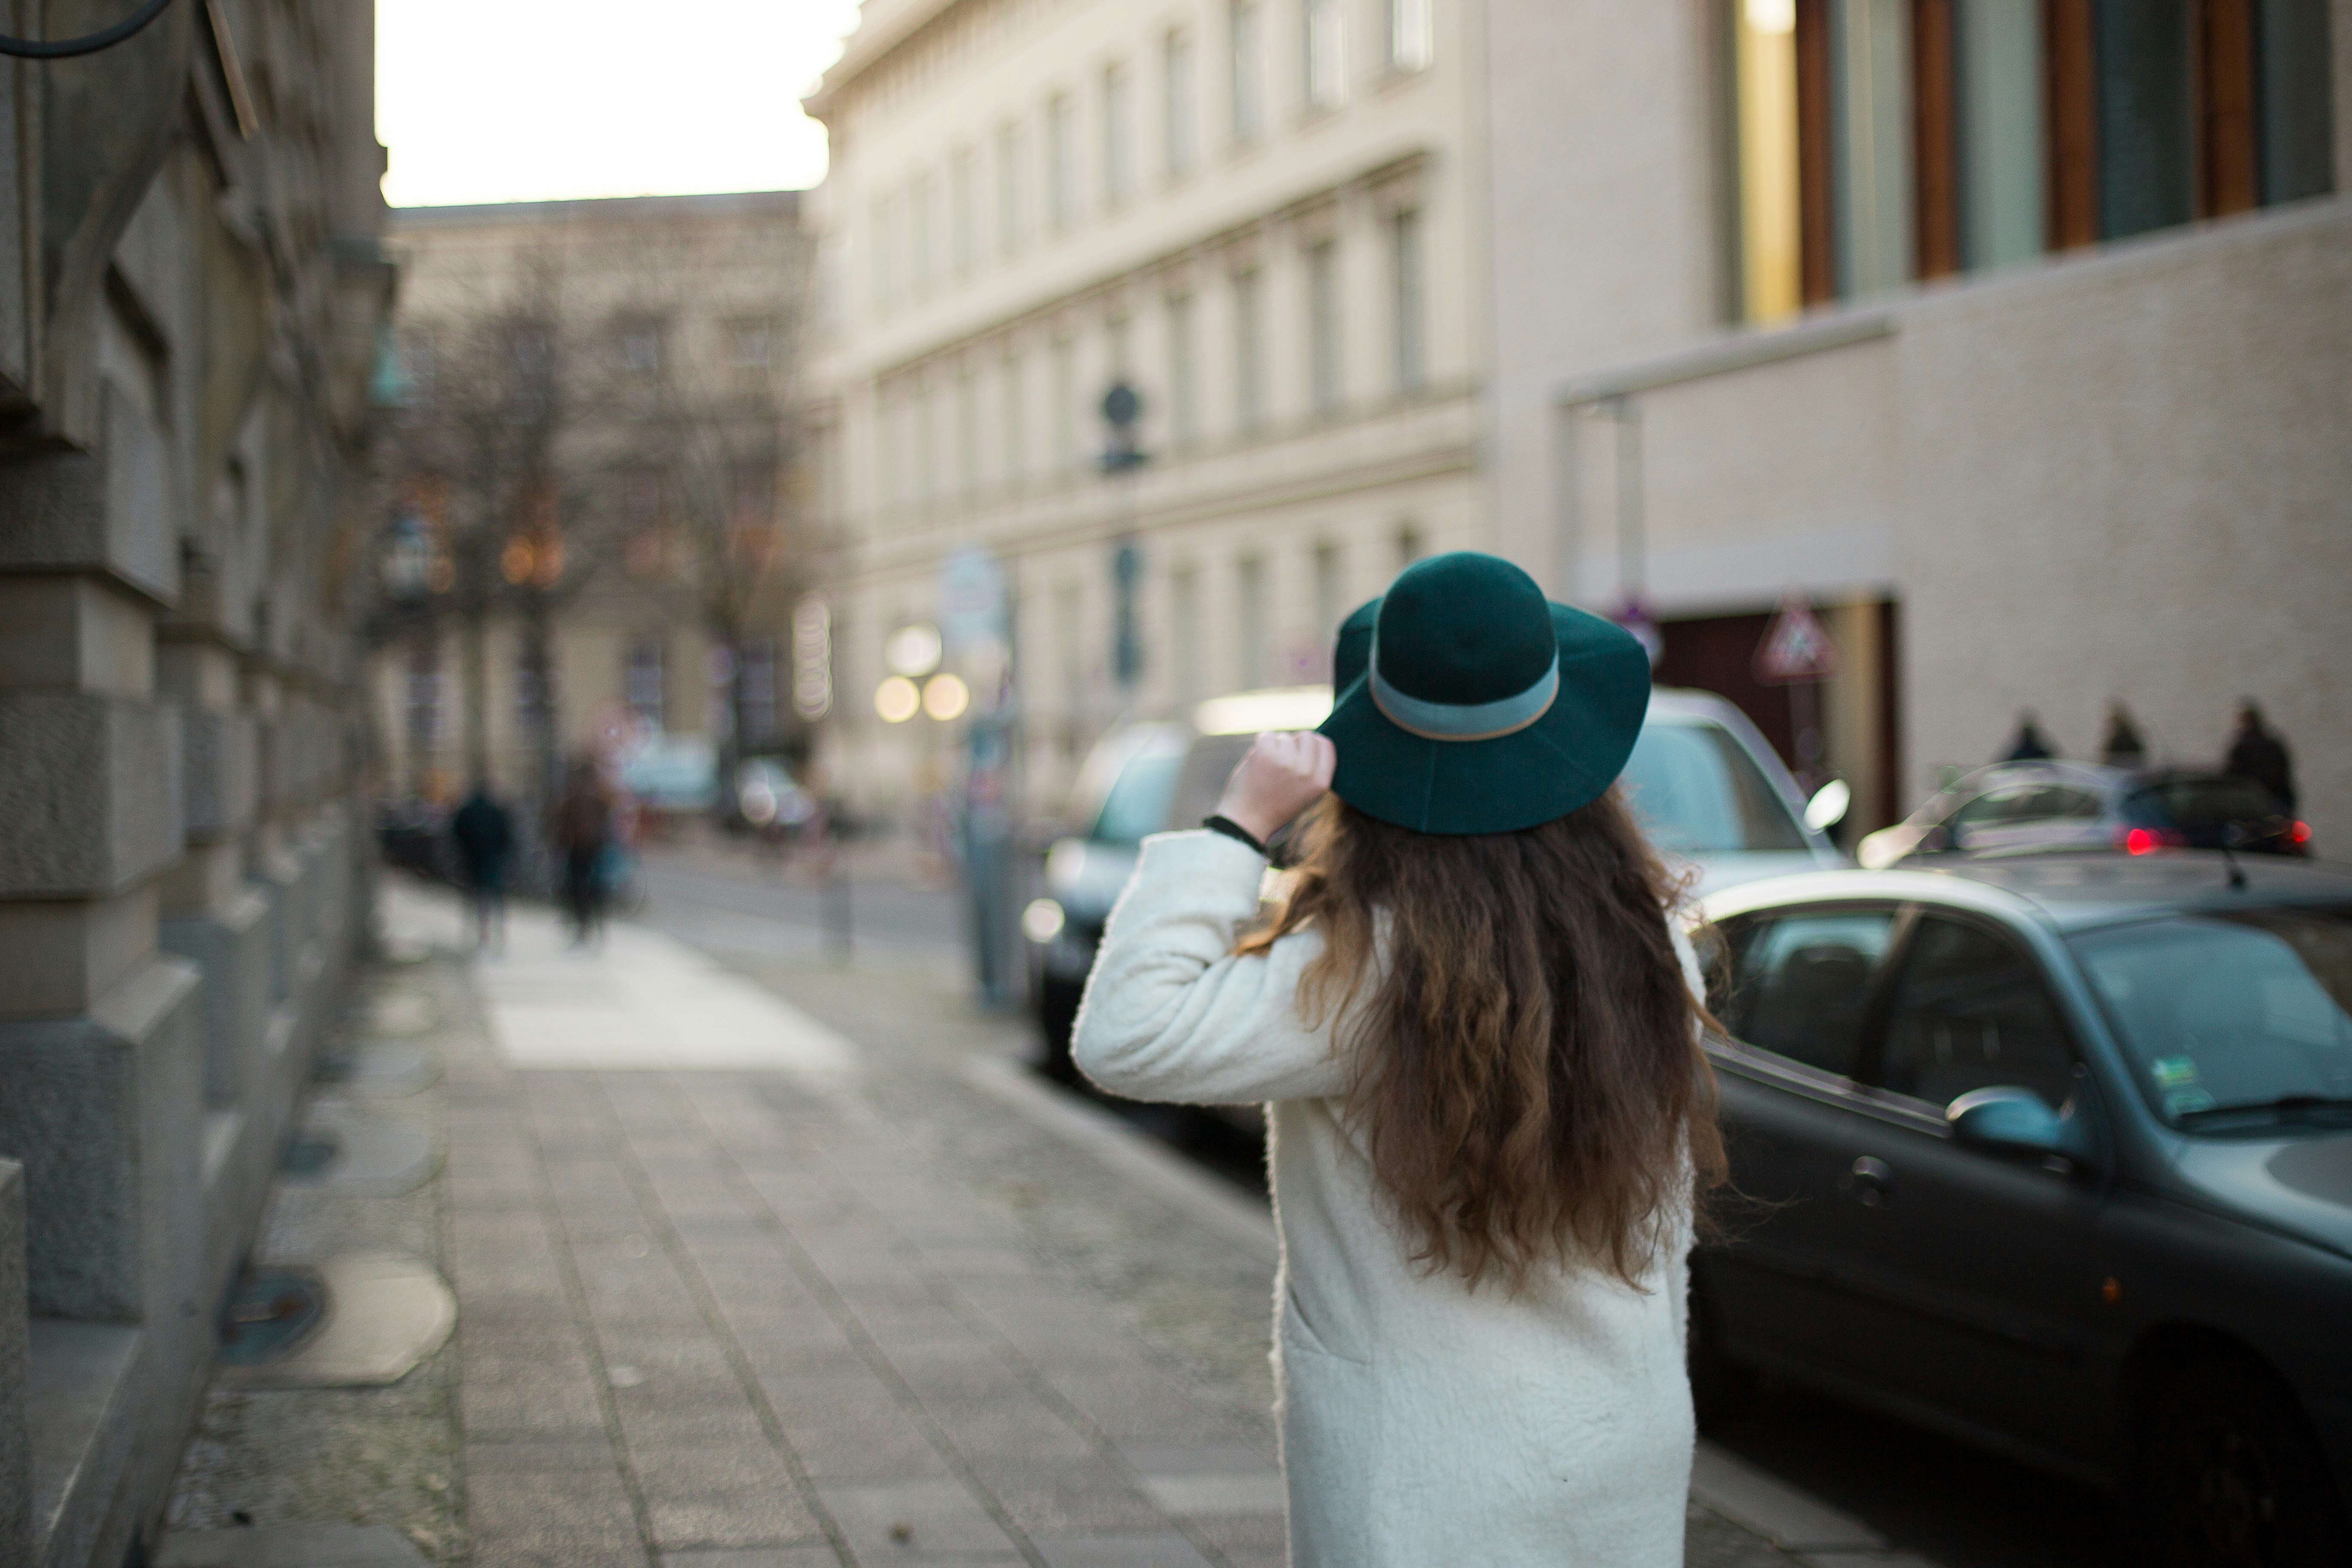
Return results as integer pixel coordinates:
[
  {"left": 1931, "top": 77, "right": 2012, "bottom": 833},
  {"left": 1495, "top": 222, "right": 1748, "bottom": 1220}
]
[
  {"left": 803, "top": 0, "right": 1483, "bottom": 821},
  {"left": 807, "top": 0, "right": 2350, "bottom": 847},
  {"left": 370, "top": 192, "right": 812, "bottom": 812}
]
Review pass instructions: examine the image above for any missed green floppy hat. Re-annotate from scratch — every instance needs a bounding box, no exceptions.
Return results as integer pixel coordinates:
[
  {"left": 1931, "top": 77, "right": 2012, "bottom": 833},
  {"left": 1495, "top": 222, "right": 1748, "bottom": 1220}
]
[{"left": 1317, "top": 552, "right": 1652, "bottom": 836}]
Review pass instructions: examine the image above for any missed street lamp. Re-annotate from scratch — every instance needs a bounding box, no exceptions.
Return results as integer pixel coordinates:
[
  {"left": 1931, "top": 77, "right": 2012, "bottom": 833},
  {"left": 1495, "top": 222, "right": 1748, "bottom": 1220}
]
[{"left": 1099, "top": 382, "right": 1148, "bottom": 693}]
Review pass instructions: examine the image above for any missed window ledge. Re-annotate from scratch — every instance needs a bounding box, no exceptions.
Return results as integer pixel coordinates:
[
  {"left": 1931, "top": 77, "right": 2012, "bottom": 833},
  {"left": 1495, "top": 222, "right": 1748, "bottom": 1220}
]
[{"left": 1552, "top": 307, "right": 1896, "bottom": 407}]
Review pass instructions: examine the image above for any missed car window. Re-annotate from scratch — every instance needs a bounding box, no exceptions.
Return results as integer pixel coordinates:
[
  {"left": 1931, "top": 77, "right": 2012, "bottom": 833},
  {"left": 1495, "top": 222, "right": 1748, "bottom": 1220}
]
[
  {"left": 1721, "top": 910, "right": 1898, "bottom": 1078},
  {"left": 1619, "top": 720, "right": 1810, "bottom": 854},
  {"left": 2067, "top": 907, "right": 2352, "bottom": 1124},
  {"left": 1948, "top": 787, "right": 2031, "bottom": 829},
  {"left": 1092, "top": 752, "right": 1182, "bottom": 843},
  {"left": 2125, "top": 776, "right": 2285, "bottom": 829},
  {"left": 2024, "top": 786, "right": 2103, "bottom": 821},
  {"left": 1877, "top": 916, "right": 2077, "bottom": 1111}
]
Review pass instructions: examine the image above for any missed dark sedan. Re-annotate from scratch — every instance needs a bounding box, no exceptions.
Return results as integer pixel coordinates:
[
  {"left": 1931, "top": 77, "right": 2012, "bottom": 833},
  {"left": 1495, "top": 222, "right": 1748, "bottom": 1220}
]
[{"left": 1692, "top": 853, "right": 2352, "bottom": 1566}]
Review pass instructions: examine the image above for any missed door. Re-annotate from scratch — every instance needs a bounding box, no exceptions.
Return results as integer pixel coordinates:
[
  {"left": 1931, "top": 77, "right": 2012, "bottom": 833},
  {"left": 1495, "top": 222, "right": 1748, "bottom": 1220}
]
[
  {"left": 1839, "top": 912, "right": 2115, "bottom": 1463},
  {"left": 1702, "top": 906, "right": 1904, "bottom": 1379}
]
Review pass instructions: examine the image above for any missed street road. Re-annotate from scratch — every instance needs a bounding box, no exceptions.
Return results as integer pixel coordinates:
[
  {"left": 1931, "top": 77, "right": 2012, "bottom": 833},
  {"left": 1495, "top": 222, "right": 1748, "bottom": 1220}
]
[{"left": 636, "top": 845, "right": 2115, "bottom": 1568}]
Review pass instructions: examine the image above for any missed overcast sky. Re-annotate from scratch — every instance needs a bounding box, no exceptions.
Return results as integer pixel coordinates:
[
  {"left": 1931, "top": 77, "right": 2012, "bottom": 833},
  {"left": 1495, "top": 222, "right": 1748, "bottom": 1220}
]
[{"left": 377, "top": 0, "right": 863, "bottom": 208}]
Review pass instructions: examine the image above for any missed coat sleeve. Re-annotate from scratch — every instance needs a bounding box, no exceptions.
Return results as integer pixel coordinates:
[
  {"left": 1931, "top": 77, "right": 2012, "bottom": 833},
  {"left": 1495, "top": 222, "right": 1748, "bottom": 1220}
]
[{"left": 1072, "top": 830, "right": 1351, "bottom": 1106}]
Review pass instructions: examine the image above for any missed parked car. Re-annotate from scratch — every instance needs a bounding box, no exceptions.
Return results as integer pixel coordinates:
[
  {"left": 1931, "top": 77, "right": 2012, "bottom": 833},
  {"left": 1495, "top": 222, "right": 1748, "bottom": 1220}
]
[
  {"left": 1857, "top": 761, "right": 2311, "bottom": 870},
  {"left": 1025, "top": 686, "right": 1846, "bottom": 1080},
  {"left": 1690, "top": 852, "right": 2352, "bottom": 1562}
]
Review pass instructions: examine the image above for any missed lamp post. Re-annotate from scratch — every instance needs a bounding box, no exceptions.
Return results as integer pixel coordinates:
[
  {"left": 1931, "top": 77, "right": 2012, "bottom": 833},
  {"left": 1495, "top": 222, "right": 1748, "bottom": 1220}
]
[{"left": 1099, "top": 382, "right": 1148, "bottom": 695}]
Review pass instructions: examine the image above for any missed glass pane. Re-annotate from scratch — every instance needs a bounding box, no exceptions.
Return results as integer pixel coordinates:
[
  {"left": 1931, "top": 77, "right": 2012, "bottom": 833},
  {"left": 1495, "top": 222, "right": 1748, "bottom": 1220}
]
[
  {"left": 2096, "top": 0, "right": 2193, "bottom": 239},
  {"left": 1093, "top": 752, "right": 1183, "bottom": 843},
  {"left": 2068, "top": 908, "right": 2352, "bottom": 1123},
  {"left": 1880, "top": 917, "right": 2077, "bottom": 1109},
  {"left": 1725, "top": 910, "right": 1897, "bottom": 1076},
  {"left": 1619, "top": 721, "right": 1810, "bottom": 854}
]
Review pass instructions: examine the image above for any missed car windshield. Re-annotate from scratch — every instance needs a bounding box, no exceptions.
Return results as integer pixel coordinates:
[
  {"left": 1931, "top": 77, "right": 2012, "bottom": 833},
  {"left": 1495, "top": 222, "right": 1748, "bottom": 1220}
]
[
  {"left": 2068, "top": 907, "right": 2352, "bottom": 1125},
  {"left": 1092, "top": 751, "right": 1183, "bottom": 844},
  {"left": 1620, "top": 720, "right": 1810, "bottom": 854}
]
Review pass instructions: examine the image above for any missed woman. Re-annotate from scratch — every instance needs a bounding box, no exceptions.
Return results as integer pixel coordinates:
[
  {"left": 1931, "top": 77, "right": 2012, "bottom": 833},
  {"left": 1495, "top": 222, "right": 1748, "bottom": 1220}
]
[{"left": 1072, "top": 551, "right": 1723, "bottom": 1566}]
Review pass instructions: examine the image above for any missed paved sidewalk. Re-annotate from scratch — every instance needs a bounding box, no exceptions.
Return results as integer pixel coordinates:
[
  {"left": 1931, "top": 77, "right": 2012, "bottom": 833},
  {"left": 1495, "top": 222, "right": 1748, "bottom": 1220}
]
[{"left": 166, "top": 879, "right": 1930, "bottom": 1567}]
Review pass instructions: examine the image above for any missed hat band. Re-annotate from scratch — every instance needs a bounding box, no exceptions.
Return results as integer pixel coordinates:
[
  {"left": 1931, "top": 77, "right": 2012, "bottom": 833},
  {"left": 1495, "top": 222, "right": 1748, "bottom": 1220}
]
[{"left": 1369, "top": 649, "right": 1560, "bottom": 742}]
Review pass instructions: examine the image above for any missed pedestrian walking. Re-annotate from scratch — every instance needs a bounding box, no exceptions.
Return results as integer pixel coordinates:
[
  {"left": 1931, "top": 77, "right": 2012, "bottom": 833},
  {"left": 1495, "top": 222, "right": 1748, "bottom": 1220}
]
[
  {"left": 2001, "top": 708, "right": 2056, "bottom": 761},
  {"left": 448, "top": 780, "right": 513, "bottom": 953},
  {"left": 1074, "top": 552, "right": 1722, "bottom": 1566},
  {"left": 2100, "top": 701, "right": 2148, "bottom": 771},
  {"left": 2225, "top": 699, "right": 2297, "bottom": 813},
  {"left": 550, "top": 759, "right": 613, "bottom": 946}
]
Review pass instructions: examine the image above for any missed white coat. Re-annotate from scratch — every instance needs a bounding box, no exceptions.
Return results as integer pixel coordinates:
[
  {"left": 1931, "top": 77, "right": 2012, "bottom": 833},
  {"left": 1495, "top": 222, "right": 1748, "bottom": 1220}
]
[{"left": 1072, "top": 830, "right": 1698, "bottom": 1568}]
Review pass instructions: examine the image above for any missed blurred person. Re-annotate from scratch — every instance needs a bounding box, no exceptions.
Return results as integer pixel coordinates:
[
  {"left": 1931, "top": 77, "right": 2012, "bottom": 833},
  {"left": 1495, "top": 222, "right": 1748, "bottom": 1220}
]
[
  {"left": 2226, "top": 699, "right": 2297, "bottom": 814},
  {"left": 2100, "top": 701, "right": 2148, "bottom": 771},
  {"left": 2001, "top": 708, "right": 2056, "bottom": 762},
  {"left": 551, "top": 759, "right": 613, "bottom": 946},
  {"left": 1075, "top": 554, "right": 1718, "bottom": 1566},
  {"left": 448, "top": 779, "right": 513, "bottom": 953}
]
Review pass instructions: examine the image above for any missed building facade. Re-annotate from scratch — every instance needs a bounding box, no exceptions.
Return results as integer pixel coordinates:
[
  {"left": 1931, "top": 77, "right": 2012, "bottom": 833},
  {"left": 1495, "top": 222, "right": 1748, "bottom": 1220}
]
[
  {"left": 808, "top": 0, "right": 2350, "bottom": 847},
  {"left": 803, "top": 0, "right": 1485, "bottom": 821},
  {"left": 0, "top": 4, "right": 391, "bottom": 1564},
  {"left": 369, "top": 192, "right": 812, "bottom": 817}
]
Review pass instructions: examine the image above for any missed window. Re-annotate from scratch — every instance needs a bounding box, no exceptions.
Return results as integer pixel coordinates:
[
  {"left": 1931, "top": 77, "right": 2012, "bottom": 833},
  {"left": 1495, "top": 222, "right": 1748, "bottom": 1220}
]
[
  {"left": 950, "top": 146, "right": 978, "bottom": 280},
  {"left": 1879, "top": 916, "right": 2078, "bottom": 1110},
  {"left": 1236, "top": 556, "right": 1268, "bottom": 688},
  {"left": 1164, "top": 31, "right": 1197, "bottom": 177},
  {"left": 1106, "top": 313, "right": 1132, "bottom": 379},
  {"left": 1312, "top": 541, "right": 1343, "bottom": 643},
  {"left": 1170, "top": 564, "right": 1200, "bottom": 702},
  {"left": 1305, "top": 0, "right": 1347, "bottom": 110},
  {"left": 1232, "top": 267, "right": 1264, "bottom": 432},
  {"left": 1395, "top": 522, "right": 1423, "bottom": 568},
  {"left": 1391, "top": 208, "right": 1425, "bottom": 393},
  {"left": 1047, "top": 92, "right": 1078, "bottom": 230},
  {"left": 1389, "top": 0, "right": 1433, "bottom": 71},
  {"left": 1230, "top": 0, "right": 1264, "bottom": 142},
  {"left": 617, "top": 323, "right": 660, "bottom": 375},
  {"left": 1001, "top": 350, "right": 1028, "bottom": 485},
  {"left": 1722, "top": 909, "right": 1898, "bottom": 1077},
  {"left": 737, "top": 638, "right": 778, "bottom": 747},
  {"left": 1728, "top": 0, "right": 2337, "bottom": 321},
  {"left": 914, "top": 380, "right": 937, "bottom": 507},
  {"left": 1306, "top": 239, "right": 1341, "bottom": 415},
  {"left": 955, "top": 364, "right": 979, "bottom": 499},
  {"left": 995, "top": 120, "right": 1026, "bottom": 257},
  {"left": 1103, "top": 62, "right": 1134, "bottom": 208},
  {"left": 729, "top": 318, "right": 773, "bottom": 369},
  {"left": 870, "top": 194, "right": 897, "bottom": 312},
  {"left": 1166, "top": 292, "right": 1198, "bottom": 447},
  {"left": 1057, "top": 582, "right": 1085, "bottom": 715},
  {"left": 1051, "top": 337, "right": 1078, "bottom": 473},
  {"left": 626, "top": 637, "right": 666, "bottom": 729},
  {"left": 908, "top": 172, "right": 935, "bottom": 298}
]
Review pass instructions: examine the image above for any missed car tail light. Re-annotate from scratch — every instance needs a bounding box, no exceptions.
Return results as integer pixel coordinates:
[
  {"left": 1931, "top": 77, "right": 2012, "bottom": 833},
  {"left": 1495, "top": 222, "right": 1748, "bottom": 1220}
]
[
  {"left": 2292, "top": 821, "right": 2312, "bottom": 845},
  {"left": 2125, "top": 828, "right": 2159, "bottom": 855}
]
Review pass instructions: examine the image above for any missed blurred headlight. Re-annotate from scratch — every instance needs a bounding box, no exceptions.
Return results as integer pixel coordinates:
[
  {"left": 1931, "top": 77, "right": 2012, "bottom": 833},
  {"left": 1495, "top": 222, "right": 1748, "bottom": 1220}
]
[
  {"left": 1044, "top": 839, "right": 1087, "bottom": 894},
  {"left": 1022, "top": 898, "right": 1067, "bottom": 944},
  {"left": 741, "top": 782, "right": 778, "bottom": 826}
]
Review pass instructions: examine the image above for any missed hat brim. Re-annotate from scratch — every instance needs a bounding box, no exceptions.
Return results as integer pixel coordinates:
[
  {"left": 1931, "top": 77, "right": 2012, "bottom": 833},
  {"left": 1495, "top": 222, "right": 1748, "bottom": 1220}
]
[{"left": 1315, "top": 603, "right": 1652, "bottom": 836}]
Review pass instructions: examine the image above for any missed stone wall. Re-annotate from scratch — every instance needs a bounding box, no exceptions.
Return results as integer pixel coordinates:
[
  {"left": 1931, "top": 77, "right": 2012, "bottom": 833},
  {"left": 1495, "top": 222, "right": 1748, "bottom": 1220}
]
[{"left": 0, "top": 4, "right": 391, "bottom": 1564}]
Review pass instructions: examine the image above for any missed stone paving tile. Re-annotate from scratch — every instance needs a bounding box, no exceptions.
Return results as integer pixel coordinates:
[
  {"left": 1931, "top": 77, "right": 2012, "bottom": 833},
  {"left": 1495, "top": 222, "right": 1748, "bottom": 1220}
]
[
  {"left": 661, "top": 1550, "right": 847, "bottom": 1568},
  {"left": 1032, "top": 1531, "right": 1218, "bottom": 1568},
  {"left": 812, "top": 1478, "right": 1022, "bottom": 1560},
  {"left": 634, "top": 1444, "right": 821, "bottom": 1550}
]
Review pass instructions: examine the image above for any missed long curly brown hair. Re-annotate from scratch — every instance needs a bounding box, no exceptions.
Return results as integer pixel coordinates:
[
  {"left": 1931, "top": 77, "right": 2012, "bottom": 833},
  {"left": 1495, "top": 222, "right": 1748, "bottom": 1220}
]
[{"left": 1238, "top": 789, "right": 1726, "bottom": 1293}]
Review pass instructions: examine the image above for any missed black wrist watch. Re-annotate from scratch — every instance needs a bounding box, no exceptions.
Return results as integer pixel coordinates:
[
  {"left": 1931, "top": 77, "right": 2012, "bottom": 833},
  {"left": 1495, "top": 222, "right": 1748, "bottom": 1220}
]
[{"left": 1201, "top": 815, "right": 1267, "bottom": 854}]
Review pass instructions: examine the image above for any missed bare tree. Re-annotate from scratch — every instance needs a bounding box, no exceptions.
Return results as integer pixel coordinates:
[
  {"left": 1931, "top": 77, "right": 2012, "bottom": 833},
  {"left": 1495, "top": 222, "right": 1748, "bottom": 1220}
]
[{"left": 368, "top": 245, "right": 627, "bottom": 808}]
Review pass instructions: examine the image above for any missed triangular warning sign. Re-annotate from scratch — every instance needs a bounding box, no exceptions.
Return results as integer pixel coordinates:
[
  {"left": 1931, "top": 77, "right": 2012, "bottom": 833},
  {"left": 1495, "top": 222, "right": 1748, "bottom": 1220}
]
[{"left": 1754, "top": 596, "right": 1841, "bottom": 684}]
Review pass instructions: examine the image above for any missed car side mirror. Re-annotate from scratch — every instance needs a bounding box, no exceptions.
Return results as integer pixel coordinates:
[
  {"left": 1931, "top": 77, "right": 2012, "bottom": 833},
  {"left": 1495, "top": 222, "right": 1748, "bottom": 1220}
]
[
  {"left": 1804, "top": 778, "right": 1852, "bottom": 833},
  {"left": 1948, "top": 1086, "right": 2093, "bottom": 1167}
]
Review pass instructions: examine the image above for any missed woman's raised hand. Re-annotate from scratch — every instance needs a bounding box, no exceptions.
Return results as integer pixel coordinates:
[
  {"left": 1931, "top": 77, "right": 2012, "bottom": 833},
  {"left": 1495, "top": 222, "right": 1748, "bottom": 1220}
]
[{"left": 1215, "top": 730, "right": 1337, "bottom": 845}]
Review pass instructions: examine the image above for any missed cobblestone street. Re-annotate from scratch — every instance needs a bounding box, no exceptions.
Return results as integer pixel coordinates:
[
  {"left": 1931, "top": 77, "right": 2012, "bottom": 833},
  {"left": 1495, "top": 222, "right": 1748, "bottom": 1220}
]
[{"left": 162, "top": 879, "right": 1922, "bottom": 1566}]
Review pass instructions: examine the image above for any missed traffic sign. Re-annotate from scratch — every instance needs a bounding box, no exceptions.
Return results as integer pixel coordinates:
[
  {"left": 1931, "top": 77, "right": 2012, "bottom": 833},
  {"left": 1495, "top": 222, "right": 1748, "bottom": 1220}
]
[{"left": 1754, "top": 595, "right": 1841, "bottom": 684}]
